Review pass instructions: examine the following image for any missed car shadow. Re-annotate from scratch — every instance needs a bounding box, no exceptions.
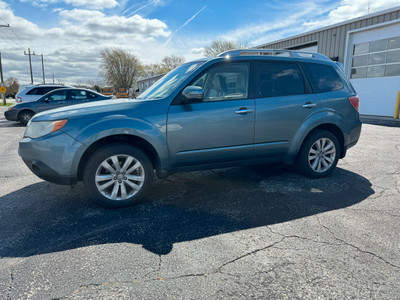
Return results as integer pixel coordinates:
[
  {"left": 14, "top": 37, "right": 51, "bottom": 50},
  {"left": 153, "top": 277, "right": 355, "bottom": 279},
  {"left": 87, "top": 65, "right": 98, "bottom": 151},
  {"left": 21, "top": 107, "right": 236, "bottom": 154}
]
[
  {"left": 0, "top": 119, "right": 24, "bottom": 128},
  {"left": 0, "top": 164, "right": 374, "bottom": 257}
]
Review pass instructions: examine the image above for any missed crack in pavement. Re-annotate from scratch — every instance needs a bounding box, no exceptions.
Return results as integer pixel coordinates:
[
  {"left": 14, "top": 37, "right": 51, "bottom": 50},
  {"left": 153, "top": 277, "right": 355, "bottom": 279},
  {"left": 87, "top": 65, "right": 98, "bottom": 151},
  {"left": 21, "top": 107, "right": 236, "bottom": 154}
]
[
  {"left": 55, "top": 238, "right": 287, "bottom": 299},
  {"left": 6, "top": 267, "right": 14, "bottom": 300},
  {"left": 345, "top": 208, "right": 400, "bottom": 218},
  {"left": 315, "top": 216, "right": 400, "bottom": 270}
]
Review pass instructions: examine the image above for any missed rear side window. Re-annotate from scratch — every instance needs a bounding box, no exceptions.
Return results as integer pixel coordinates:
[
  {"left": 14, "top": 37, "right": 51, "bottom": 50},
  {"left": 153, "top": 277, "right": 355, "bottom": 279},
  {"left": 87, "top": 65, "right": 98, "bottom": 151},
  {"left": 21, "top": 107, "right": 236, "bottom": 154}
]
[
  {"left": 69, "top": 90, "right": 87, "bottom": 100},
  {"left": 302, "top": 63, "right": 343, "bottom": 93},
  {"left": 26, "top": 86, "right": 63, "bottom": 95},
  {"left": 44, "top": 87, "right": 62, "bottom": 94},
  {"left": 88, "top": 92, "right": 98, "bottom": 99},
  {"left": 26, "top": 87, "right": 45, "bottom": 95},
  {"left": 256, "top": 62, "right": 305, "bottom": 98}
]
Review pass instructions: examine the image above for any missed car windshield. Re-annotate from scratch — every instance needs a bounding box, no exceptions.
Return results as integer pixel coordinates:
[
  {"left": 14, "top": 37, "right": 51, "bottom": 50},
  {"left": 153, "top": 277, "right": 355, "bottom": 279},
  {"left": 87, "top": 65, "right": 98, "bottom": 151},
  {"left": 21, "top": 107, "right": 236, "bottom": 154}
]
[{"left": 137, "top": 61, "right": 206, "bottom": 100}]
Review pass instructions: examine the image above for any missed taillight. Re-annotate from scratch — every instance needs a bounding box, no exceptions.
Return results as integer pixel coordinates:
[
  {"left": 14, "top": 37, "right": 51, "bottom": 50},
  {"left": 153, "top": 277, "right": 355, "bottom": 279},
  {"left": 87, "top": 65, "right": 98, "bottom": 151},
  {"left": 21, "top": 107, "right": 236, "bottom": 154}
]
[
  {"left": 17, "top": 97, "right": 22, "bottom": 103},
  {"left": 349, "top": 95, "right": 359, "bottom": 111}
]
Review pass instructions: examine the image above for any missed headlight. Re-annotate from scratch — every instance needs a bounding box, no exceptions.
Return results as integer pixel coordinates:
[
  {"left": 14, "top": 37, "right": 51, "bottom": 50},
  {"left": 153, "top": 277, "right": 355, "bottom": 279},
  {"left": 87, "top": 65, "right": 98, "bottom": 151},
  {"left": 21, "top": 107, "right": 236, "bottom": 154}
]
[{"left": 24, "top": 119, "right": 68, "bottom": 139}]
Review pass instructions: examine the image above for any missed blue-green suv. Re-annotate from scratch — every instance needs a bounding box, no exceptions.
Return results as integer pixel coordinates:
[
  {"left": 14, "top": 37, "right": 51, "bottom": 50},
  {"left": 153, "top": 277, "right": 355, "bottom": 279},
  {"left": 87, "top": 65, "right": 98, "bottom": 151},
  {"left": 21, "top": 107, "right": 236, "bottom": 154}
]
[{"left": 19, "top": 49, "right": 361, "bottom": 207}]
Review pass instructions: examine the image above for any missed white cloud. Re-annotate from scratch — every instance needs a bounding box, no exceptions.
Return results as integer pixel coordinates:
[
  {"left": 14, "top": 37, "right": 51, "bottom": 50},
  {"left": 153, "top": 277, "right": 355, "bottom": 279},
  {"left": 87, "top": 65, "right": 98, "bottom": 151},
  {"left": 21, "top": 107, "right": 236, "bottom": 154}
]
[
  {"left": 0, "top": 1, "right": 171, "bottom": 84},
  {"left": 304, "top": 0, "right": 400, "bottom": 29},
  {"left": 65, "top": 0, "right": 118, "bottom": 9},
  {"left": 190, "top": 47, "right": 204, "bottom": 54},
  {"left": 20, "top": 0, "right": 118, "bottom": 9}
]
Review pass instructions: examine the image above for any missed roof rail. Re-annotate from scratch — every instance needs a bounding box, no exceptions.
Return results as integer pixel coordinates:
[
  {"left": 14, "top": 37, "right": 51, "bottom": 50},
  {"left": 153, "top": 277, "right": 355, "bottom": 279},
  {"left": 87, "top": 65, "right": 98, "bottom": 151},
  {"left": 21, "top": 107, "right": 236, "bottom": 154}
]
[{"left": 218, "top": 49, "right": 331, "bottom": 61}]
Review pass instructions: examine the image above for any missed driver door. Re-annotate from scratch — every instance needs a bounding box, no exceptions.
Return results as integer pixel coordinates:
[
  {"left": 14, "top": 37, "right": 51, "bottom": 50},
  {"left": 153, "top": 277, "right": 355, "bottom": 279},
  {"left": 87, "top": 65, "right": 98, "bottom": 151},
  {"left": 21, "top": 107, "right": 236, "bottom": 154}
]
[
  {"left": 167, "top": 62, "right": 255, "bottom": 167},
  {"left": 36, "top": 90, "right": 68, "bottom": 113}
]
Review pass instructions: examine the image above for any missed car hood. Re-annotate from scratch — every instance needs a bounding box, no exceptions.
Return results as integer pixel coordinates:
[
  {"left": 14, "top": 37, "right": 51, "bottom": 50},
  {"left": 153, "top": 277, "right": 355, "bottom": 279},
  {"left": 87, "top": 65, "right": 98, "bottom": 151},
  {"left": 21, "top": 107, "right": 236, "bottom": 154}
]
[{"left": 32, "top": 98, "right": 153, "bottom": 121}]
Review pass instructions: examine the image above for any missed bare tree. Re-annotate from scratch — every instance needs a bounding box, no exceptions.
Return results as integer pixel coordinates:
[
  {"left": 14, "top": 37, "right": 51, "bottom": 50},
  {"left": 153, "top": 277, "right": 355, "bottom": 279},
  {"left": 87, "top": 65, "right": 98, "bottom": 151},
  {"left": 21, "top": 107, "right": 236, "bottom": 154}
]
[
  {"left": 4, "top": 77, "right": 19, "bottom": 97},
  {"left": 203, "top": 39, "right": 247, "bottom": 57},
  {"left": 100, "top": 48, "right": 142, "bottom": 90},
  {"left": 141, "top": 63, "right": 168, "bottom": 78},
  {"left": 161, "top": 55, "right": 185, "bottom": 70}
]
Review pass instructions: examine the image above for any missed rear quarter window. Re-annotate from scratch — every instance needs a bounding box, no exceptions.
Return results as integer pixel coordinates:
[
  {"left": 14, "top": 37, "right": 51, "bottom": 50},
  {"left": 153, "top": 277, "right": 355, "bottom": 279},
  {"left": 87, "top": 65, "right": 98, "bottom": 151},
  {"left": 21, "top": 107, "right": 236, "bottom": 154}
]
[
  {"left": 302, "top": 63, "right": 344, "bottom": 93},
  {"left": 26, "top": 87, "right": 45, "bottom": 95}
]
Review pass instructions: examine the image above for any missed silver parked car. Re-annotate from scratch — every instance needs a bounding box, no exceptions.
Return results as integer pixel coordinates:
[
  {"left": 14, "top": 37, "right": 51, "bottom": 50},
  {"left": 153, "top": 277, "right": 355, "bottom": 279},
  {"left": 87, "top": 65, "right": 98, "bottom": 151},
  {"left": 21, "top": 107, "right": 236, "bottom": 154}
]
[{"left": 15, "top": 84, "right": 70, "bottom": 104}]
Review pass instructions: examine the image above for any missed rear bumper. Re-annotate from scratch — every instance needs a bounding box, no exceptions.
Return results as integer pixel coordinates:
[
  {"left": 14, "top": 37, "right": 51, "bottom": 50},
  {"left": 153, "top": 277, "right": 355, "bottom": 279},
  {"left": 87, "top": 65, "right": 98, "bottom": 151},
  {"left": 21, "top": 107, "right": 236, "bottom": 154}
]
[{"left": 341, "top": 122, "right": 362, "bottom": 158}]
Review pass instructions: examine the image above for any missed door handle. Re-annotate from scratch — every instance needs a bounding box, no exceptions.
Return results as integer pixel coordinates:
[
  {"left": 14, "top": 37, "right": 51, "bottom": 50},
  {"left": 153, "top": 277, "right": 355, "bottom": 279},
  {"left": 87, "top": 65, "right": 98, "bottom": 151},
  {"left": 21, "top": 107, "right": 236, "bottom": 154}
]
[
  {"left": 235, "top": 108, "right": 254, "bottom": 114},
  {"left": 302, "top": 102, "right": 317, "bottom": 108}
]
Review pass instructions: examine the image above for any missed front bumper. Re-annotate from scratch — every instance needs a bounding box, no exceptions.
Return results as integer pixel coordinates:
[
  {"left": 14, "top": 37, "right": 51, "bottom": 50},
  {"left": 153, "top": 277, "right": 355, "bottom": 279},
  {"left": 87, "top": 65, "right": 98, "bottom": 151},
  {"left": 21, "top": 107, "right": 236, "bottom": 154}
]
[
  {"left": 22, "top": 158, "right": 77, "bottom": 185},
  {"left": 19, "top": 130, "right": 84, "bottom": 185},
  {"left": 4, "top": 109, "right": 18, "bottom": 121}
]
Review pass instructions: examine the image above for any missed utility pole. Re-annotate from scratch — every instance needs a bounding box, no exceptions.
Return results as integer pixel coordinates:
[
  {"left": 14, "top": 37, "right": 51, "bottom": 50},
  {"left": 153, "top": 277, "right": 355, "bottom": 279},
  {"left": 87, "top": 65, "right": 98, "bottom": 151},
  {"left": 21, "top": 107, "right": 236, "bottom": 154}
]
[
  {"left": 41, "top": 54, "right": 45, "bottom": 84},
  {"left": 24, "top": 48, "right": 35, "bottom": 84},
  {"left": 0, "top": 52, "right": 5, "bottom": 105},
  {"left": 0, "top": 24, "right": 9, "bottom": 105}
]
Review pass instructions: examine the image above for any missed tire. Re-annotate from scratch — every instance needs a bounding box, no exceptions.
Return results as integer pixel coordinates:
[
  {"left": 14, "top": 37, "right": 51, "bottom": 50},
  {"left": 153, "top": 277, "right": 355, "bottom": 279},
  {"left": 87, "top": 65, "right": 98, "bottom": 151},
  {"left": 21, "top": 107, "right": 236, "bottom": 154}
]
[
  {"left": 83, "top": 144, "right": 154, "bottom": 208},
  {"left": 296, "top": 130, "right": 340, "bottom": 178},
  {"left": 19, "top": 111, "right": 34, "bottom": 125}
]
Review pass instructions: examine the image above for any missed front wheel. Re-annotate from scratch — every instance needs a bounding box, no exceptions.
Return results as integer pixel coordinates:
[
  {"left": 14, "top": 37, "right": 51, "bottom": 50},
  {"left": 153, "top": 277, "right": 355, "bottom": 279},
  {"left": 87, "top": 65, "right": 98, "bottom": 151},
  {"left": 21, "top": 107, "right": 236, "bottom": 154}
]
[
  {"left": 83, "top": 144, "right": 154, "bottom": 208},
  {"left": 296, "top": 130, "right": 340, "bottom": 178},
  {"left": 19, "top": 111, "right": 34, "bottom": 125}
]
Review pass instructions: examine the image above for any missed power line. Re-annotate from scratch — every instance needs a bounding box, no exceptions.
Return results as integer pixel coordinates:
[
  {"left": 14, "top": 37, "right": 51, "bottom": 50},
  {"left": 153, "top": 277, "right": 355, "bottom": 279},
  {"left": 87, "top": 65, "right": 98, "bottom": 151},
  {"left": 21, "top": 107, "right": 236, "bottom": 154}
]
[
  {"left": 0, "top": 29, "right": 25, "bottom": 51},
  {"left": 0, "top": 16, "right": 27, "bottom": 49}
]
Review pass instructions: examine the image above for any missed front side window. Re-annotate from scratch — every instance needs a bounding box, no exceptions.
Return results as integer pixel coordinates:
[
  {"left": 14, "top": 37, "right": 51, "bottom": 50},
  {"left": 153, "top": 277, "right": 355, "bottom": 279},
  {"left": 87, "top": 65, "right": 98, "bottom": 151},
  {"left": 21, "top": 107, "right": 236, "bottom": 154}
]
[
  {"left": 47, "top": 90, "right": 67, "bottom": 101},
  {"left": 138, "top": 61, "right": 205, "bottom": 100},
  {"left": 191, "top": 63, "right": 249, "bottom": 102},
  {"left": 303, "top": 63, "right": 343, "bottom": 93},
  {"left": 257, "top": 62, "right": 305, "bottom": 98}
]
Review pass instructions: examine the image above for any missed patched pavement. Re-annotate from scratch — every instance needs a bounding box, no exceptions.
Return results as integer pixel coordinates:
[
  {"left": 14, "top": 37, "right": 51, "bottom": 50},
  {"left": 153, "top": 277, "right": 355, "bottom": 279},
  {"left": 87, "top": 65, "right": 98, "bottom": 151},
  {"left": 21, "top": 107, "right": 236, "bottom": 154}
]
[{"left": 0, "top": 107, "right": 399, "bottom": 299}]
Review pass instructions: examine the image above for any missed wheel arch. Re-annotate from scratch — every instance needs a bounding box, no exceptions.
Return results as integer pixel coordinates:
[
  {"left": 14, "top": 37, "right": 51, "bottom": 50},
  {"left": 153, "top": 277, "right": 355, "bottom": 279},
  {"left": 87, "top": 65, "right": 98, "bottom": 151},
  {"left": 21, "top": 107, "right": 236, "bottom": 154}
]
[
  {"left": 77, "top": 134, "right": 161, "bottom": 181},
  {"left": 299, "top": 123, "right": 345, "bottom": 159}
]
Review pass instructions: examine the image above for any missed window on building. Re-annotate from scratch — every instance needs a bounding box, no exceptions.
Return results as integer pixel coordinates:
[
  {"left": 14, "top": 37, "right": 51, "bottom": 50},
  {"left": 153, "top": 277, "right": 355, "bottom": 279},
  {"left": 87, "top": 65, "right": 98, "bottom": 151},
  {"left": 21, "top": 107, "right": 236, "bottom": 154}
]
[{"left": 351, "top": 36, "right": 400, "bottom": 78}]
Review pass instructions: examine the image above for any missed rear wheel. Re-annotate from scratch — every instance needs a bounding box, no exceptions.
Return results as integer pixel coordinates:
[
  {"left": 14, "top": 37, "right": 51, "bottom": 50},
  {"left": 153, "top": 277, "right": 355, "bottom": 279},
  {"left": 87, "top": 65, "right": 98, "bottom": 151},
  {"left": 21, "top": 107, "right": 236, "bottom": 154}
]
[
  {"left": 19, "top": 111, "right": 34, "bottom": 125},
  {"left": 83, "top": 144, "right": 154, "bottom": 208},
  {"left": 296, "top": 130, "right": 340, "bottom": 178}
]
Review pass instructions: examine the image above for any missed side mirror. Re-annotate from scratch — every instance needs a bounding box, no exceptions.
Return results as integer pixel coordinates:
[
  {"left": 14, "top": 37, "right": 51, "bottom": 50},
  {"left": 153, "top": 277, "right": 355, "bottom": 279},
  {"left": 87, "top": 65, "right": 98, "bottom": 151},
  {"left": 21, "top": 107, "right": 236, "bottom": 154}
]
[{"left": 182, "top": 86, "right": 203, "bottom": 103}]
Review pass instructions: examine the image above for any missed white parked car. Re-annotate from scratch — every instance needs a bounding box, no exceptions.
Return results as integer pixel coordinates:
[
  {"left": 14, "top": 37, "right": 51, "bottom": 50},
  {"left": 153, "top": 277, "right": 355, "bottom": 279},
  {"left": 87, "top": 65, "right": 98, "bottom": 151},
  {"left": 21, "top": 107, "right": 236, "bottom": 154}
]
[{"left": 16, "top": 84, "right": 71, "bottom": 103}]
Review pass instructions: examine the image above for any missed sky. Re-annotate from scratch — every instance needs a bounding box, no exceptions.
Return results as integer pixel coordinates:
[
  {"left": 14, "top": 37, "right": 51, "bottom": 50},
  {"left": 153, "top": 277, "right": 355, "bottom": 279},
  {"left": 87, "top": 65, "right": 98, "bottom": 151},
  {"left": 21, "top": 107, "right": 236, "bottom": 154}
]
[{"left": 0, "top": 0, "right": 399, "bottom": 85}]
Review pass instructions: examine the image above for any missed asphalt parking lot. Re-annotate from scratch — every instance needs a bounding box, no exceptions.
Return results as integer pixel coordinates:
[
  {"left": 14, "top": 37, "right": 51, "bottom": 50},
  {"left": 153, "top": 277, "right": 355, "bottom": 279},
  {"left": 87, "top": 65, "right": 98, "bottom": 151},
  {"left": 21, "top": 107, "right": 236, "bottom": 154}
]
[{"left": 0, "top": 106, "right": 399, "bottom": 299}]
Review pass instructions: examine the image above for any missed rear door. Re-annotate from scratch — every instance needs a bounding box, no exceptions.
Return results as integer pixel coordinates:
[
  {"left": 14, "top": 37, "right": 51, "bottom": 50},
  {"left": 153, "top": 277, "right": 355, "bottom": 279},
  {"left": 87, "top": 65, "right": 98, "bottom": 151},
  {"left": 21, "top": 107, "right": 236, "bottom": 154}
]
[
  {"left": 254, "top": 61, "right": 320, "bottom": 157},
  {"left": 167, "top": 62, "right": 255, "bottom": 167},
  {"left": 67, "top": 90, "right": 90, "bottom": 104}
]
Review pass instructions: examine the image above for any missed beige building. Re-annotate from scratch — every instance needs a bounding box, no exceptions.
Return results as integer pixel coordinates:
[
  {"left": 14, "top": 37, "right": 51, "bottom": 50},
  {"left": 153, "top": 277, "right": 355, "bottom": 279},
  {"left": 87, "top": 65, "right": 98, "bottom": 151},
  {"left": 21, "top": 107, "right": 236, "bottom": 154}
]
[{"left": 256, "top": 6, "right": 400, "bottom": 117}]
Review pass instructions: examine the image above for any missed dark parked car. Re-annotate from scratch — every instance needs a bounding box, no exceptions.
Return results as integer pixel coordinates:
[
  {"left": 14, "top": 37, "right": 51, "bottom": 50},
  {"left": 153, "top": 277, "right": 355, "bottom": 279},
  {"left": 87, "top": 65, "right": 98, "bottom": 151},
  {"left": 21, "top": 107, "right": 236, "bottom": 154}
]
[{"left": 5, "top": 88, "right": 113, "bottom": 125}]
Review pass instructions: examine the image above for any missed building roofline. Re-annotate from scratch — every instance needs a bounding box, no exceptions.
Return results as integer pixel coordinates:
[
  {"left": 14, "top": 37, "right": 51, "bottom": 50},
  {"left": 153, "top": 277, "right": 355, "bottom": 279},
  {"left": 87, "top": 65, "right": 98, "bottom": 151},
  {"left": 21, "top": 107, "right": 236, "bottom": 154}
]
[
  {"left": 137, "top": 73, "right": 166, "bottom": 82},
  {"left": 255, "top": 5, "right": 400, "bottom": 48}
]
